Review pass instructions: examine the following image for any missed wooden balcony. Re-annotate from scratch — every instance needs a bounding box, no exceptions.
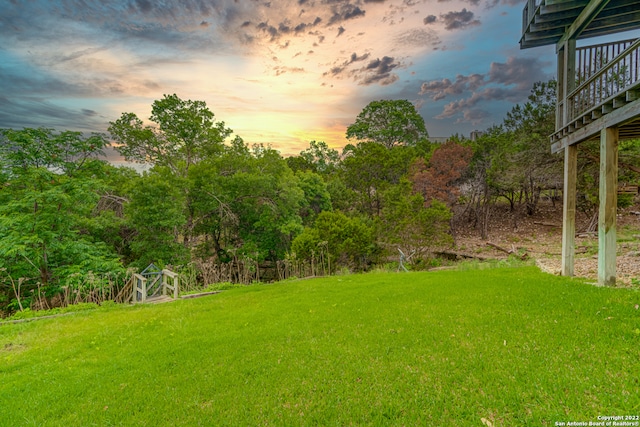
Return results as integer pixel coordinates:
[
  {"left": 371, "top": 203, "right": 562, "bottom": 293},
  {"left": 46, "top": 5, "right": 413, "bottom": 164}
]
[
  {"left": 520, "top": 0, "right": 640, "bottom": 285},
  {"left": 521, "top": 0, "right": 640, "bottom": 49},
  {"left": 551, "top": 37, "right": 640, "bottom": 152}
]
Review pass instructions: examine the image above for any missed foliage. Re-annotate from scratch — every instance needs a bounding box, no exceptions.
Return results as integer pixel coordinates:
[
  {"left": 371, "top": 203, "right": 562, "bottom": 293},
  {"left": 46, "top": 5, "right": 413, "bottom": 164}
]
[
  {"left": 291, "top": 211, "right": 376, "bottom": 271},
  {"left": 287, "top": 140, "right": 340, "bottom": 175},
  {"left": 0, "top": 129, "right": 125, "bottom": 315},
  {"left": 460, "top": 127, "right": 510, "bottom": 238},
  {"left": 110, "top": 95, "right": 239, "bottom": 251},
  {"left": 108, "top": 94, "right": 232, "bottom": 177},
  {"left": 619, "top": 138, "right": 640, "bottom": 182},
  {"left": 125, "top": 172, "right": 189, "bottom": 268},
  {"left": 189, "top": 142, "right": 304, "bottom": 262},
  {"left": 502, "top": 80, "right": 561, "bottom": 216},
  {"left": 325, "top": 177, "right": 357, "bottom": 213},
  {"left": 0, "top": 168, "right": 123, "bottom": 288},
  {"left": 346, "top": 99, "right": 428, "bottom": 148},
  {"left": 341, "top": 142, "right": 416, "bottom": 215},
  {"left": 295, "top": 170, "right": 332, "bottom": 225},
  {"left": 0, "top": 127, "right": 108, "bottom": 176},
  {"left": 409, "top": 140, "right": 473, "bottom": 206},
  {"left": 1, "top": 268, "right": 637, "bottom": 425},
  {"left": 2, "top": 79, "right": 604, "bottom": 312},
  {"left": 378, "top": 180, "right": 452, "bottom": 263}
]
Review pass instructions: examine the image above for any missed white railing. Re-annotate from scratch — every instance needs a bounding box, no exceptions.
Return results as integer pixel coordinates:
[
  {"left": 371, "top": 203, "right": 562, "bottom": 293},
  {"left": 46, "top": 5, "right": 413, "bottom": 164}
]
[
  {"left": 161, "top": 269, "right": 179, "bottom": 299},
  {"left": 131, "top": 269, "right": 179, "bottom": 303}
]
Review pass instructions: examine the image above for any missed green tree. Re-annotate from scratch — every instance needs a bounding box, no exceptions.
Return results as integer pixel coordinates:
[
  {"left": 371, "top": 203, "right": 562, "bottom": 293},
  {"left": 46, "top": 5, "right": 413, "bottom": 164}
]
[
  {"left": 301, "top": 140, "right": 340, "bottom": 173},
  {"left": 109, "top": 94, "right": 234, "bottom": 249},
  {"left": 465, "top": 127, "right": 513, "bottom": 239},
  {"left": 0, "top": 167, "right": 123, "bottom": 310},
  {"left": 0, "top": 129, "right": 123, "bottom": 312},
  {"left": 108, "top": 94, "right": 232, "bottom": 177},
  {"left": 126, "top": 172, "right": 188, "bottom": 268},
  {"left": 346, "top": 100, "right": 428, "bottom": 149},
  {"left": 341, "top": 142, "right": 417, "bottom": 216},
  {"left": 286, "top": 141, "right": 341, "bottom": 176},
  {"left": 503, "top": 80, "right": 561, "bottom": 216},
  {"left": 291, "top": 211, "right": 376, "bottom": 272},
  {"left": 295, "top": 170, "right": 332, "bottom": 225},
  {"left": 325, "top": 177, "right": 357, "bottom": 213},
  {"left": 0, "top": 127, "right": 108, "bottom": 176},
  {"left": 188, "top": 142, "right": 304, "bottom": 263},
  {"left": 378, "top": 180, "right": 452, "bottom": 265}
]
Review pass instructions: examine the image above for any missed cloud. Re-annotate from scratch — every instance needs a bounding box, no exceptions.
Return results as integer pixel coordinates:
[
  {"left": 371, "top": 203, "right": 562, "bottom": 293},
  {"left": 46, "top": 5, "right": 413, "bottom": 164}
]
[
  {"left": 253, "top": 14, "right": 326, "bottom": 42},
  {"left": 436, "top": 87, "right": 512, "bottom": 118},
  {"left": 394, "top": 28, "right": 440, "bottom": 48},
  {"left": 420, "top": 74, "right": 485, "bottom": 100},
  {"left": 133, "top": 0, "right": 153, "bottom": 14},
  {"left": 0, "top": 95, "right": 106, "bottom": 131},
  {"left": 323, "top": 52, "right": 371, "bottom": 77},
  {"left": 423, "top": 15, "right": 437, "bottom": 24},
  {"left": 457, "top": 108, "right": 490, "bottom": 124},
  {"left": 421, "top": 56, "right": 553, "bottom": 123},
  {"left": 0, "top": 0, "right": 547, "bottom": 147},
  {"left": 487, "top": 56, "right": 547, "bottom": 91},
  {"left": 273, "top": 65, "right": 306, "bottom": 76},
  {"left": 440, "top": 8, "right": 480, "bottom": 30},
  {"left": 438, "top": 0, "right": 480, "bottom": 5},
  {"left": 327, "top": 3, "right": 366, "bottom": 26},
  {"left": 256, "top": 22, "right": 280, "bottom": 40},
  {"left": 53, "top": 46, "right": 111, "bottom": 64},
  {"left": 483, "top": 0, "right": 522, "bottom": 7},
  {"left": 82, "top": 109, "right": 99, "bottom": 117},
  {"left": 324, "top": 53, "right": 399, "bottom": 86},
  {"left": 357, "top": 56, "right": 400, "bottom": 85}
]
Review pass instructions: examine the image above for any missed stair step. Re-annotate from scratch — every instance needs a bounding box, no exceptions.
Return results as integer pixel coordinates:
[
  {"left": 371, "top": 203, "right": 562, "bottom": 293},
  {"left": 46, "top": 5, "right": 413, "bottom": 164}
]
[{"left": 145, "top": 295, "right": 174, "bottom": 304}]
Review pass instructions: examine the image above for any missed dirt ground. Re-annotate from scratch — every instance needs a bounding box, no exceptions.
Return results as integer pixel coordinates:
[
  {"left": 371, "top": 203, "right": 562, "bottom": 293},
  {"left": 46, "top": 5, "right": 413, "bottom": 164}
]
[{"left": 452, "top": 199, "right": 640, "bottom": 287}]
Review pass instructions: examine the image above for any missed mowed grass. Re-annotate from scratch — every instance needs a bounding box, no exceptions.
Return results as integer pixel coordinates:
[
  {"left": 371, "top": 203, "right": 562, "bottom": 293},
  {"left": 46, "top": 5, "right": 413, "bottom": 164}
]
[{"left": 1, "top": 267, "right": 639, "bottom": 426}]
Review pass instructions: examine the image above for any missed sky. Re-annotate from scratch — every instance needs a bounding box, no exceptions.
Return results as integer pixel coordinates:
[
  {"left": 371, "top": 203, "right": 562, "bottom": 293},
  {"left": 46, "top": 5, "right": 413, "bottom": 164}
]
[{"left": 0, "top": 0, "right": 559, "bottom": 156}]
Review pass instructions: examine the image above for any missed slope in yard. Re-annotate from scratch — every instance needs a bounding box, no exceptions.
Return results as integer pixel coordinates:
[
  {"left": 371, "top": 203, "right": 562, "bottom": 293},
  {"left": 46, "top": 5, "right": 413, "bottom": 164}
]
[{"left": 1, "top": 267, "right": 639, "bottom": 426}]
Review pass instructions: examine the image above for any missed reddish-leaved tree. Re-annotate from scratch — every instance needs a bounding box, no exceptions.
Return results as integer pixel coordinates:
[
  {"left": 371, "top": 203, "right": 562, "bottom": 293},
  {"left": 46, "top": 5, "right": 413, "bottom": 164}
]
[{"left": 409, "top": 140, "right": 472, "bottom": 206}]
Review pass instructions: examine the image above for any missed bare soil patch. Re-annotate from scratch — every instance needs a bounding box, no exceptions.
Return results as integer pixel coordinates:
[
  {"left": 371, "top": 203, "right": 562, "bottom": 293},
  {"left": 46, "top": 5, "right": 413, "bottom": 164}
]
[{"left": 452, "top": 200, "right": 640, "bottom": 287}]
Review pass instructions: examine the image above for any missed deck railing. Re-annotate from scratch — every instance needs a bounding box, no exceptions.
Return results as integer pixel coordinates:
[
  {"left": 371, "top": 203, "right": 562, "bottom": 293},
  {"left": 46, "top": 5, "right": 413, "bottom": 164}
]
[
  {"left": 522, "top": 0, "right": 540, "bottom": 32},
  {"left": 565, "top": 38, "right": 640, "bottom": 124},
  {"left": 131, "top": 269, "right": 179, "bottom": 303}
]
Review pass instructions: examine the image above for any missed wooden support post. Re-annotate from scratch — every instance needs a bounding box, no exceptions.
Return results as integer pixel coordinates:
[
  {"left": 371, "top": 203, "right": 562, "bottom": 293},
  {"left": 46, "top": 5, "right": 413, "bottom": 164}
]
[
  {"left": 556, "top": 39, "right": 576, "bottom": 130},
  {"left": 562, "top": 144, "right": 578, "bottom": 276},
  {"left": 132, "top": 273, "right": 147, "bottom": 304},
  {"left": 141, "top": 277, "right": 147, "bottom": 303},
  {"left": 173, "top": 275, "right": 179, "bottom": 299},
  {"left": 598, "top": 126, "right": 618, "bottom": 286}
]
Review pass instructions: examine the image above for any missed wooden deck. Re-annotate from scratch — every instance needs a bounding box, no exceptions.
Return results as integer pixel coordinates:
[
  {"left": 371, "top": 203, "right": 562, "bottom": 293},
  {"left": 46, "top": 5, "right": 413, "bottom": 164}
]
[
  {"left": 551, "top": 88, "right": 640, "bottom": 152},
  {"left": 520, "top": 0, "right": 640, "bottom": 285},
  {"left": 520, "top": 0, "right": 640, "bottom": 49}
]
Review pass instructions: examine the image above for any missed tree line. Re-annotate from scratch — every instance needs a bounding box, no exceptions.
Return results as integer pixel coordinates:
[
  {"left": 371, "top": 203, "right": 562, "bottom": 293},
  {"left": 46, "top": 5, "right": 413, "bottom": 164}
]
[{"left": 1, "top": 82, "right": 639, "bottom": 315}]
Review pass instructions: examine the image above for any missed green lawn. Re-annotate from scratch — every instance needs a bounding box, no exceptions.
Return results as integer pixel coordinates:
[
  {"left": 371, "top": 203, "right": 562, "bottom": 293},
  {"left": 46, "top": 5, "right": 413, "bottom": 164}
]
[{"left": 1, "top": 267, "right": 639, "bottom": 426}]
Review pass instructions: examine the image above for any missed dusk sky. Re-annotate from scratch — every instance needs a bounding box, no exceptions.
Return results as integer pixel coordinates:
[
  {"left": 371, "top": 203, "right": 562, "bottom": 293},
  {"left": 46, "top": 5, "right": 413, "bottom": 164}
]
[{"left": 0, "top": 0, "right": 561, "bottom": 156}]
